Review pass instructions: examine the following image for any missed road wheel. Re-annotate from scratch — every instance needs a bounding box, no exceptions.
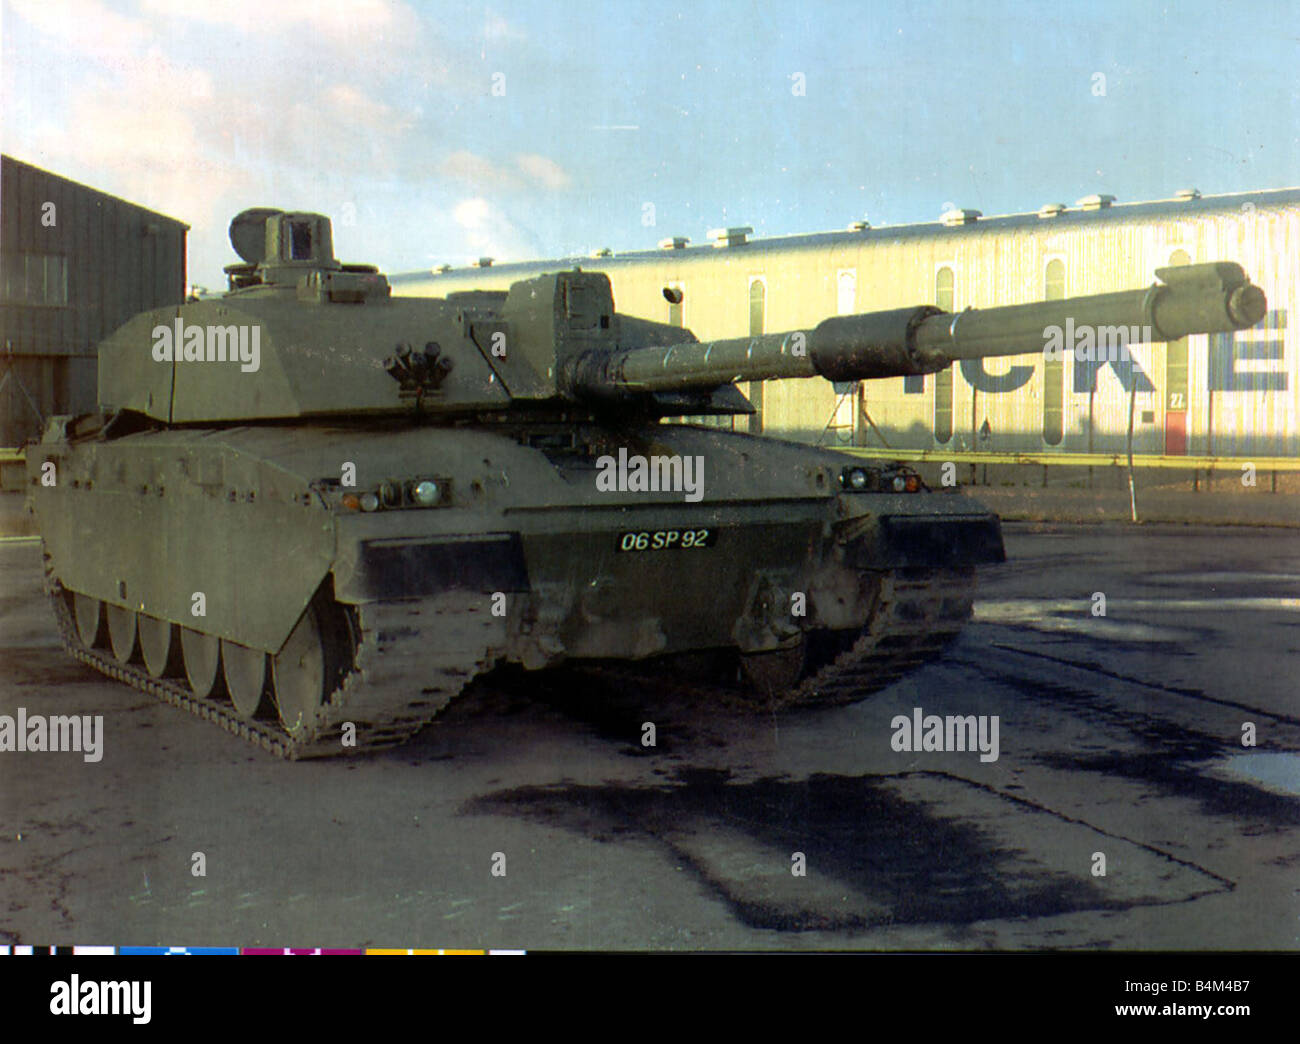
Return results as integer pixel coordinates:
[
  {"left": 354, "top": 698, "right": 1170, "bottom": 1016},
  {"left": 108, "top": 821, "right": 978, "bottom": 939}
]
[
  {"left": 222, "top": 640, "right": 269, "bottom": 719},
  {"left": 139, "top": 615, "right": 181, "bottom": 678},
  {"left": 272, "top": 605, "right": 329, "bottom": 738},
  {"left": 739, "top": 641, "right": 807, "bottom": 698},
  {"left": 73, "top": 593, "right": 104, "bottom": 648},
  {"left": 181, "top": 627, "right": 223, "bottom": 699},
  {"left": 106, "top": 604, "right": 137, "bottom": 664}
]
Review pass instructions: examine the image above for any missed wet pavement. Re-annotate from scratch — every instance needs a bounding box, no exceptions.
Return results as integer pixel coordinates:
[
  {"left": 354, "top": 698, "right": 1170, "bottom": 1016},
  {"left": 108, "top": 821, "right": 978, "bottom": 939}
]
[{"left": 1, "top": 522, "right": 1298, "bottom": 950}]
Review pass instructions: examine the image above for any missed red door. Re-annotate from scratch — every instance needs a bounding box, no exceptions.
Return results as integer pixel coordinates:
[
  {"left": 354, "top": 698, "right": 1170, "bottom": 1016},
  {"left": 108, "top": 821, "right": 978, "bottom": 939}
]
[{"left": 1165, "top": 410, "right": 1187, "bottom": 455}]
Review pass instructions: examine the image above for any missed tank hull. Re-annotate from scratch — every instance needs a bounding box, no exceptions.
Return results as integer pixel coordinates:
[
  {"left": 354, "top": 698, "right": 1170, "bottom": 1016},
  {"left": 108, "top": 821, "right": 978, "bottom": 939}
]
[{"left": 29, "top": 419, "right": 1004, "bottom": 757}]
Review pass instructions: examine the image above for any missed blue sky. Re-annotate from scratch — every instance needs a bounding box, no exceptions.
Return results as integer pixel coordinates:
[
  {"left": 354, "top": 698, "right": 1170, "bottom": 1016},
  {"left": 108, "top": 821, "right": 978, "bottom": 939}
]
[{"left": 3, "top": 0, "right": 1298, "bottom": 289}]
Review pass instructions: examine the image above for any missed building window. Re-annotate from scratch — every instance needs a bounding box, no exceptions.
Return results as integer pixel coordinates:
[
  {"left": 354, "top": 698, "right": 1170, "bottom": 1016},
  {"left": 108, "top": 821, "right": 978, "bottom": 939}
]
[
  {"left": 933, "top": 267, "right": 954, "bottom": 444},
  {"left": 1042, "top": 258, "right": 1065, "bottom": 445},
  {"left": 837, "top": 269, "right": 857, "bottom": 315},
  {"left": 1045, "top": 258, "right": 1065, "bottom": 300},
  {"left": 748, "top": 278, "right": 765, "bottom": 335},
  {"left": 935, "top": 266, "right": 954, "bottom": 312},
  {"left": 2, "top": 254, "right": 68, "bottom": 306}
]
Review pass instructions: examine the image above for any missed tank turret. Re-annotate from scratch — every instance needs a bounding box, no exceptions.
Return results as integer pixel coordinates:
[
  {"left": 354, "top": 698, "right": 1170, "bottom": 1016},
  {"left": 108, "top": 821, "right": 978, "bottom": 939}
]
[{"left": 97, "top": 208, "right": 1267, "bottom": 426}]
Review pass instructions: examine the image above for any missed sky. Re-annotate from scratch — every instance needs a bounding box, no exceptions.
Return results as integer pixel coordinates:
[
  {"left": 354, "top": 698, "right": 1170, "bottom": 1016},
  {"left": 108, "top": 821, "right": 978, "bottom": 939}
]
[{"left": 3, "top": 0, "right": 1298, "bottom": 291}]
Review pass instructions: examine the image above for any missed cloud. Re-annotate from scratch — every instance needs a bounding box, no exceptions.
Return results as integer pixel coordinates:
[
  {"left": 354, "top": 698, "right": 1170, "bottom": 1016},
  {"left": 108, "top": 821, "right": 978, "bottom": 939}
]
[
  {"left": 3, "top": 0, "right": 566, "bottom": 283},
  {"left": 136, "top": 0, "right": 450, "bottom": 89},
  {"left": 439, "top": 151, "right": 573, "bottom": 192},
  {"left": 22, "top": 47, "right": 241, "bottom": 226},
  {"left": 7, "top": 0, "right": 150, "bottom": 57},
  {"left": 10, "top": 33, "right": 409, "bottom": 284},
  {"left": 440, "top": 150, "right": 519, "bottom": 190},
  {"left": 514, "top": 153, "right": 572, "bottom": 191},
  {"left": 10, "top": 0, "right": 415, "bottom": 239},
  {"left": 138, "top": 0, "right": 399, "bottom": 39},
  {"left": 238, "top": 84, "right": 416, "bottom": 174},
  {"left": 452, "top": 197, "right": 535, "bottom": 261}
]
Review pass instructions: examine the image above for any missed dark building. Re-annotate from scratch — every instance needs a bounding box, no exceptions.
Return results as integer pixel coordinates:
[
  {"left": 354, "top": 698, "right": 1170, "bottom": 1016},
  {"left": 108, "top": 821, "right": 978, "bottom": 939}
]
[{"left": 0, "top": 155, "right": 188, "bottom": 448}]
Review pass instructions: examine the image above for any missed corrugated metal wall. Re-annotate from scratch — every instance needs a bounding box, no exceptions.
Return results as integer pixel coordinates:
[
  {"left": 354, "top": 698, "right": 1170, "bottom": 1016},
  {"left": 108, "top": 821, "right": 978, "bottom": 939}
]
[
  {"left": 396, "top": 192, "right": 1298, "bottom": 457},
  {"left": 0, "top": 155, "right": 187, "bottom": 446}
]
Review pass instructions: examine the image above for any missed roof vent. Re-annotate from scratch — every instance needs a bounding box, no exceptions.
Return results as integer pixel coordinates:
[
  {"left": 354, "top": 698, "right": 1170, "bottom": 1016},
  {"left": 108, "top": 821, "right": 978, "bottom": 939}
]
[
  {"left": 473, "top": 257, "right": 494, "bottom": 267},
  {"left": 1037, "top": 202, "right": 1066, "bottom": 219},
  {"left": 847, "top": 219, "right": 871, "bottom": 231},
  {"left": 1173, "top": 187, "right": 1202, "bottom": 202},
  {"left": 436, "top": 263, "right": 452, "bottom": 273},
  {"left": 658, "top": 236, "right": 690, "bottom": 250},
  {"left": 708, "top": 226, "right": 753, "bottom": 248},
  {"left": 1075, "top": 194, "right": 1116, "bottom": 211},
  {"left": 940, "top": 208, "right": 981, "bottom": 227},
  {"left": 589, "top": 247, "right": 612, "bottom": 258}
]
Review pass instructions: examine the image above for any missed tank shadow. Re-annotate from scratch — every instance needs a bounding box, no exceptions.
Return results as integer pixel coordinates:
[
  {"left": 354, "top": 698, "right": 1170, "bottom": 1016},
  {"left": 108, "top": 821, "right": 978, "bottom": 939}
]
[{"left": 464, "top": 768, "right": 1225, "bottom": 934}]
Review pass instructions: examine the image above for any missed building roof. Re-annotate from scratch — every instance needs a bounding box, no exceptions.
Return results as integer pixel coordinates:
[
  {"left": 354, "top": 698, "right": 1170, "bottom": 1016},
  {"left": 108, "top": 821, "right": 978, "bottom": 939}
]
[
  {"left": 1, "top": 153, "right": 190, "bottom": 230},
  {"left": 389, "top": 186, "right": 1300, "bottom": 287}
]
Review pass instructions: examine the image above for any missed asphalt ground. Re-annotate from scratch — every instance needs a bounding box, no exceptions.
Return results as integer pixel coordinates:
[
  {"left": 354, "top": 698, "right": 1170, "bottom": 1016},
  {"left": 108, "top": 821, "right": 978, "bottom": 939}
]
[{"left": 1, "top": 522, "right": 1298, "bottom": 950}]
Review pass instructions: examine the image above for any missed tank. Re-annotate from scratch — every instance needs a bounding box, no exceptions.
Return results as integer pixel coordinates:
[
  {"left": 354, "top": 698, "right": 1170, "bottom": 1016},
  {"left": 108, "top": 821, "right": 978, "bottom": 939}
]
[{"left": 25, "top": 208, "right": 1268, "bottom": 757}]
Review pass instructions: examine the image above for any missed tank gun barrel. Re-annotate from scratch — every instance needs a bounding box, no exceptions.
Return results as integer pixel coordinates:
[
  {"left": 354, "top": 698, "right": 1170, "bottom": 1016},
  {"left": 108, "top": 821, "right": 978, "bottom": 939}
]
[
  {"left": 574, "top": 261, "right": 1265, "bottom": 396},
  {"left": 911, "top": 260, "right": 1264, "bottom": 362}
]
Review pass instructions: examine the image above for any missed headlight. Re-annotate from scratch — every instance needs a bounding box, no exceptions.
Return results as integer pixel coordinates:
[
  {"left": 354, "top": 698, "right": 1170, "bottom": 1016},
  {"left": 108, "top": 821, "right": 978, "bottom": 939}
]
[
  {"left": 411, "top": 479, "right": 440, "bottom": 506},
  {"left": 358, "top": 491, "right": 380, "bottom": 512},
  {"left": 841, "top": 466, "right": 870, "bottom": 491},
  {"left": 892, "top": 475, "right": 907, "bottom": 492}
]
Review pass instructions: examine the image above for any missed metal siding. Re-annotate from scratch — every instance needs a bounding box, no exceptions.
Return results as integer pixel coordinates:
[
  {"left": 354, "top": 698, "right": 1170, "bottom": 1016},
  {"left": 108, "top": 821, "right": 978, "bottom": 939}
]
[{"left": 0, "top": 156, "right": 187, "bottom": 446}]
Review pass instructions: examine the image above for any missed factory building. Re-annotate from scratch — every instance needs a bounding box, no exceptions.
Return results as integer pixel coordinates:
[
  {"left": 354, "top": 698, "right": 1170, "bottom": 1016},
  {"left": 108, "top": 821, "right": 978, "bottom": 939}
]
[
  {"left": 0, "top": 155, "right": 188, "bottom": 449},
  {"left": 392, "top": 189, "right": 1297, "bottom": 458}
]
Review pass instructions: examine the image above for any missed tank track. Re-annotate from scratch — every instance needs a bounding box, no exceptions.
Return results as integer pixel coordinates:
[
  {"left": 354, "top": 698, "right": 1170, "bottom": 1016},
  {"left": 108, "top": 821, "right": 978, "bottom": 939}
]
[
  {"left": 571, "top": 568, "right": 976, "bottom": 711},
  {"left": 778, "top": 566, "right": 976, "bottom": 709},
  {"left": 43, "top": 549, "right": 496, "bottom": 760},
  {"left": 45, "top": 551, "right": 974, "bottom": 754}
]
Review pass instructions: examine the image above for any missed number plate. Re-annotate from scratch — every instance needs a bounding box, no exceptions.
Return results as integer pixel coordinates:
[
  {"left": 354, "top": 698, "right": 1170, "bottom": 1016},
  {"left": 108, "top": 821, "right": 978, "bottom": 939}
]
[{"left": 617, "top": 528, "right": 718, "bottom": 552}]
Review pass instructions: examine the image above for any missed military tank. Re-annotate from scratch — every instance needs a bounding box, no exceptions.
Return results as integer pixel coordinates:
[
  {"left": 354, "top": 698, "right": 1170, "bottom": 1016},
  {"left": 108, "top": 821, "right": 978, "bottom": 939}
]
[{"left": 26, "top": 208, "right": 1268, "bottom": 757}]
